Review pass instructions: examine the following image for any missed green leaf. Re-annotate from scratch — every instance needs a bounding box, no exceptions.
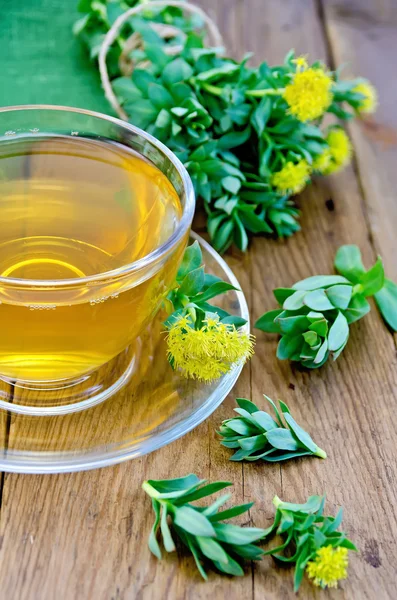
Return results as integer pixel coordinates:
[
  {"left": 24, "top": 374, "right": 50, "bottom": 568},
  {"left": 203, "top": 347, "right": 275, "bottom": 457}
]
[
  {"left": 230, "top": 448, "right": 255, "bottom": 461},
  {"left": 304, "top": 289, "right": 335, "bottom": 311},
  {"left": 127, "top": 99, "right": 157, "bottom": 129},
  {"left": 145, "top": 43, "right": 170, "bottom": 70},
  {"left": 325, "top": 508, "right": 344, "bottom": 533},
  {"left": 314, "top": 339, "right": 328, "bottom": 364},
  {"left": 112, "top": 77, "right": 142, "bottom": 103},
  {"left": 375, "top": 278, "right": 397, "bottom": 331},
  {"left": 308, "top": 318, "right": 328, "bottom": 337},
  {"left": 222, "top": 176, "right": 242, "bottom": 194},
  {"left": 162, "top": 58, "right": 194, "bottom": 85},
  {"left": 294, "top": 545, "right": 309, "bottom": 592},
  {"left": 264, "top": 395, "right": 284, "bottom": 427},
  {"left": 343, "top": 294, "right": 370, "bottom": 324},
  {"left": 236, "top": 398, "right": 258, "bottom": 414},
  {"left": 199, "top": 496, "right": 231, "bottom": 521},
  {"left": 359, "top": 257, "right": 385, "bottom": 296},
  {"left": 174, "top": 506, "right": 215, "bottom": 537},
  {"left": 283, "top": 290, "right": 306, "bottom": 310},
  {"left": 275, "top": 495, "right": 324, "bottom": 514},
  {"left": 73, "top": 14, "right": 89, "bottom": 35},
  {"left": 196, "top": 537, "right": 229, "bottom": 564},
  {"left": 185, "top": 534, "right": 208, "bottom": 580},
  {"left": 148, "top": 499, "right": 162, "bottom": 559},
  {"left": 178, "top": 266, "right": 205, "bottom": 296},
  {"left": 277, "top": 315, "right": 309, "bottom": 335},
  {"left": 144, "top": 474, "right": 201, "bottom": 498},
  {"left": 218, "top": 127, "right": 251, "bottom": 150},
  {"left": 212, "top": 219, "right": 234, "bottom": 253},
  {"left": 255, "top": 309, "right": 283, "bottom": 333},
  {"left": 148, "top": 83, "right": 174, "bottom": 109},
  {"left": 326, "top": 284, "right": 353, "bottom": 309},
  {"left": 334, "top": 245, "right": 366, "bottom": 283},
  {"left": 313, "top": 528, "right": 327, "bottom": 548},
  {"left": 251, "top": 411, "right": 278, "bottom": 432},
  {"left": 226, "top": 543, "right": 264, "bottom": 560},
  {"left": 262, "top": 451, "right": 313, "bottom": 462},
  {"left": 192, "top": 281, "right": 237, "bottom": 303},
  {"left": 213, "top": 556, "right": 244, "bottom": 576},
  {"left": 177, "top": 482, "right": 232, "bottom": 504},
  {"left": 238, "top": 434, "right": 266, "bottom": 452},
  {"left": 303, "top": 331, "right": 318, "bottom": 346},
  {"left": 132, "top": 69, "right": 156, "bottom": 95},
  {"left": 251, "top": 96, "right": 272, "bottom": 135},
  {"left": 277, "top": 334, "right": 303, "bottom": 360},
  {"left": 273, "top": 288, "right": 295, "bottom": 305},
  {"left": 221, "top": 315, "right": 248, "bottom": 328},
  {"left": 328, "top": 311, "right": 349, "bottom": 351},
  {"left": 155, "top": 109, "right": 171, "bottom": 129},
  {"left": 177, "top": 242, "right": 203, "bottom": 280},
  {"left": 210, "top": 503, "right": 254, "bottom": 522},
  {"left": 265, "top": 428, "right": 300, "bottom": 451},
  {"left": 283, "top": 413, "right": 318, "bottom": 454},
  {"left": 224, "top": 420, "right": 257, "bottom": 436},
  {"left": 160, "top": 505, "right": 176, "bottom": 552},
  {"left": 293, "top": 275, "right": 349, "bottom": 291},
  {"left": 213, "top": 523, "right": 265, "bottom": 545}
]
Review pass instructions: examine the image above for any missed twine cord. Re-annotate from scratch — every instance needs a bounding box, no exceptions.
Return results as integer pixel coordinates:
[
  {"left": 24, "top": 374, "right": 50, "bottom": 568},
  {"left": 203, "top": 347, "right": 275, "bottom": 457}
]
[{"left": 98, "top": 0, "right": 224, "bottom": 120}]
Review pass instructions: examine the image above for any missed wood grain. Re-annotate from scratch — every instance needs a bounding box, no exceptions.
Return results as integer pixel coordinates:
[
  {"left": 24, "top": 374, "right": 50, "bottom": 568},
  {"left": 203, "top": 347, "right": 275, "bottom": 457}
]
[{"left": 1, "top": 0, "right": 397, "bottom": 598}]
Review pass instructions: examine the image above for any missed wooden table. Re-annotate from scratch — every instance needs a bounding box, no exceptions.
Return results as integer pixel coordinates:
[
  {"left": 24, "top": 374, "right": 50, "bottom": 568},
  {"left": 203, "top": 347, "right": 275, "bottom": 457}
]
[{"left": 1, "top": 0, "right": 397, "bottom": 598}]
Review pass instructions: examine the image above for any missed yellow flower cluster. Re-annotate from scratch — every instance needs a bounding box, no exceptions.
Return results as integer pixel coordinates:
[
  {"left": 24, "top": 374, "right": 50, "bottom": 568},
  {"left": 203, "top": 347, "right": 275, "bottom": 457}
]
[
  {"left": 271, "top": 159, "right": 311, "bottom": 195},
  {"left": 284, "top": 65, "right": 333, "bottom": 121},
  {"left": 166, "top": 316, "right": 254, "bottom": 382},
  {"left": 323, "top": 128, "right": 353, "bottom": 175},
  {"left": 312, "top": 148, "right": 332, "bottom": 174},
  {"left": 306, "top": 546, "right": 349, "bottom": 589},
  {"left": 353, "top": 80, "right": 378, "bottom": 114}
]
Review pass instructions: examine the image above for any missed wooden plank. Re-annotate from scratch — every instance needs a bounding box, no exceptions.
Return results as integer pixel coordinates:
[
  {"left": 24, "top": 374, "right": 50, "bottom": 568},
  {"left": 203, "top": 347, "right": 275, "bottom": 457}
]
[{"left": 322, "top": 0, "right": 397, "bottom": 280}]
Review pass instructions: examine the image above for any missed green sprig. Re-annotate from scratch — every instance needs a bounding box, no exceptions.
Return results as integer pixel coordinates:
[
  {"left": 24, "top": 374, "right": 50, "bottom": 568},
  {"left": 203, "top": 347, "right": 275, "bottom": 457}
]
[
  {"left": 255, "top": 244, "right": 397, "bottom": 368},
  {"left": 263, "top": 495, "right": 357, "bottom": 591},
  {"left": 219, "top": 395, "right": 326, "bottom": 462},
  {"left": 164, "top": 240, "right": 246, "bottom": 332},
  {"left": 142, "top": 474, "right": 266, "bottom": 578}
]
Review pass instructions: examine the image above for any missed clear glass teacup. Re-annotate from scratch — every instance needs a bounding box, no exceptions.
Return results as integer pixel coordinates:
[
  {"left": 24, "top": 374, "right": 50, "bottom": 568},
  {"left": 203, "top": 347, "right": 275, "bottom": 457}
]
[{"left": 0, "top": 106, "right": 195, "bottom": 415}]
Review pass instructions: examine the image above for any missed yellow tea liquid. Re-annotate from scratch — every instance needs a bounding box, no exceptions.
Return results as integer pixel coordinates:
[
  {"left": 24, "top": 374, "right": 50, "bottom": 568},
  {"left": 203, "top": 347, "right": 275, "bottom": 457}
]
[{"left": 0, "top": 136, "right": 184, "bottom": 382}]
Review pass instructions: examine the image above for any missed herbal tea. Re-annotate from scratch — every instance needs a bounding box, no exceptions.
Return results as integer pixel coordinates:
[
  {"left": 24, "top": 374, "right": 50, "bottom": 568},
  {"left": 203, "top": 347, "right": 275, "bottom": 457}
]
[{"left": 0, "top": 136, "right": 184, "bottom": 382}]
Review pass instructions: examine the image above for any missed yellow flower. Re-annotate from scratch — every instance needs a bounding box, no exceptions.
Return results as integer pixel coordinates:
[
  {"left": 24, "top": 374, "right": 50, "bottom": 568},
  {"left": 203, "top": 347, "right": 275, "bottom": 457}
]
[
  {"left": 292, "top": 55, "right": 308, "bottom": 72},
  {"left": 353, "top": 80, "right": 378, "bottom": 114},
  {"left": 271, "top": 159, "right": 311, "bottom": 195},
  {"left": 284, "top": 67, "right": 333, "bottom": 121},
  {"left": 306, "top": 546, "right": 349, "bottom": 589},
  {"left": 323, "top": 128, "right": 353, "bottom": 175},
  {"left": 312, "top": 148, "right": 332, "bottom": 173},
  {"left": 166, "top": 316, "right": 254, "bottom": 382}
]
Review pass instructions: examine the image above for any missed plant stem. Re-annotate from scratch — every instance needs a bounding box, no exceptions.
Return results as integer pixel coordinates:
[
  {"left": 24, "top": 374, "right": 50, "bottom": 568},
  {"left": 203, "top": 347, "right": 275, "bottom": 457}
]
[
  {"left": 314, "top": 446, "right": 327, "bottom": 459},
  {"left": 245, "top": 88, "right": 285, "bottom": 98},
  {"left": 201, "top": 83, "right": 285, "bottom": 99},
  {"left": 273, "top": 495, "right": 282, "bottom": 509},
  {"left": 201, "top": 82, "right": 224, "bottom": 96}
]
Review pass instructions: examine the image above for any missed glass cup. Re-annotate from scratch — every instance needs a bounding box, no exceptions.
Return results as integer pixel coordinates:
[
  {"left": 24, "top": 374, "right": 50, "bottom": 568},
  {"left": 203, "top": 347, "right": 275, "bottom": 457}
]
[{"left": 0, "top": 106, "right": 195, "bottom": 415}]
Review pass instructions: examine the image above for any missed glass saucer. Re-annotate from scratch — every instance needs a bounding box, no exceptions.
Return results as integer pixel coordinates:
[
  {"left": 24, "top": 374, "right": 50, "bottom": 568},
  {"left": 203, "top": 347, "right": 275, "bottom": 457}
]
[{"left": 0, "top": 233, "right": 249, "bottom": 473}]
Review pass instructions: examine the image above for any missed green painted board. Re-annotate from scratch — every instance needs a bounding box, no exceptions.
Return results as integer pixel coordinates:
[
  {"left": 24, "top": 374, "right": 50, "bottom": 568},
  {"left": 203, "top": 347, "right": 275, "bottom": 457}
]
[{"left": 0, "top": 0, "right": 111, "bottom": 113}]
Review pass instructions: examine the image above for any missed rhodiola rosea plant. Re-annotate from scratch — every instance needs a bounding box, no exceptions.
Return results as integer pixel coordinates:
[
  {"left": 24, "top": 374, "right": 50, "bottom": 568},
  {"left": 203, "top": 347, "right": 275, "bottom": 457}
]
[{"left": 75, "top": 0, "right": 377, "bottom": 253}]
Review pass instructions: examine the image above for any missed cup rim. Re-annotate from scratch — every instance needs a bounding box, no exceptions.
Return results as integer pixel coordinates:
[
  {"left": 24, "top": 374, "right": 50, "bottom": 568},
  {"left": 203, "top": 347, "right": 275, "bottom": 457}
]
[{"left": 0, "top": 104, "right": 195, "bottom": 288}]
